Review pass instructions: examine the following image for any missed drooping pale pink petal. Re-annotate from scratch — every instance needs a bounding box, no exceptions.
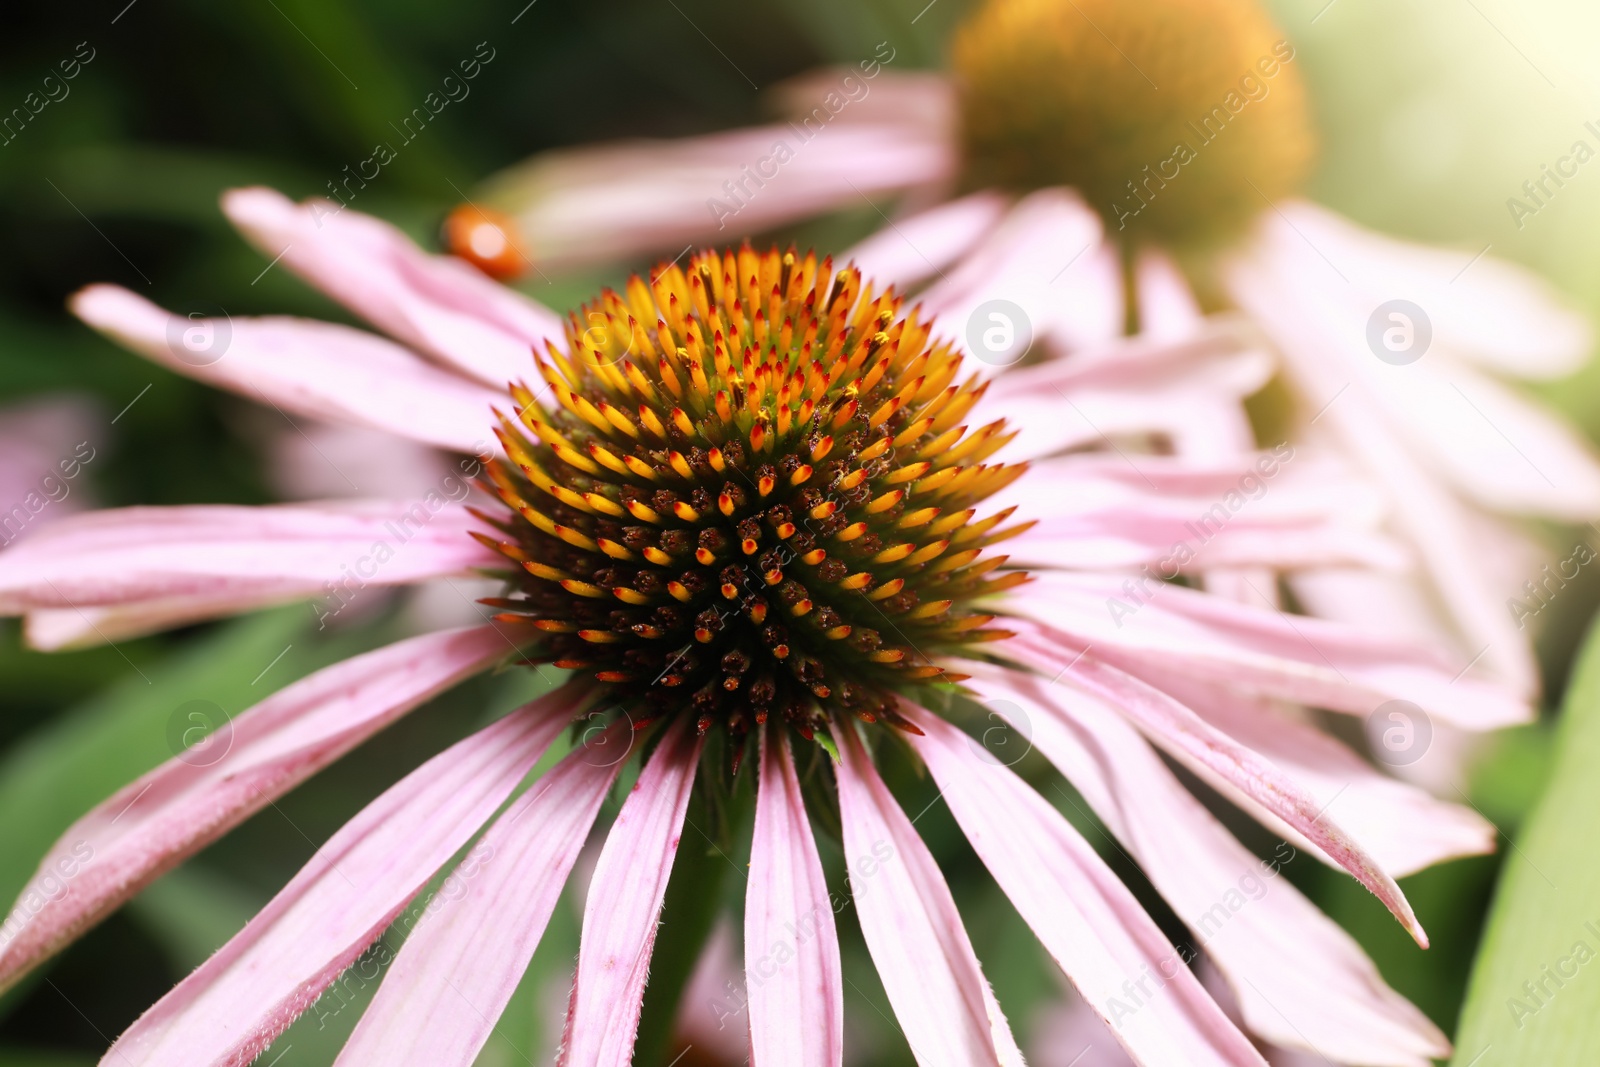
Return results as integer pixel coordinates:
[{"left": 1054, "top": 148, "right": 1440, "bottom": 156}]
[
  {"left": 832, "top": 724, "right": 1024, "bottom": 1067},
  {"left": 1390, "top": 359, "right": 1600, "bottom": 519},
  {"left": 0, "top": 394, "right": 102, "bottom": 546},
  {"left": 0, "top": 501, "right": 497, "bottom": 625},
  {"left": 477, "top": 121, "right": 953, "bottom": 272},
  {"left": 1290, "top": 559, "right": 1508, "bottom": 680},
  {"left": 0, "top": 625, "right": 511, "bottom": 995},
  {"left": 1225, "top": 239, "right": 1554, "bottom": 675},
  {"left": 1029, "top": 989, "right": 1136, "bottom": 1067},
  {"left": 333, "top": 720, "right": 630, "bottom": 1066},
  {"left": 995, "top": 453, "right": 1386, "bottom": 540},
  {"left": 1235, "top": 227, "right": 1600, "bottom": 519},
  {"left": 1290, "top": 512, "right": 1542, "bottom": 714},
  {"left": 1013, "top": 571, "right": 1529, "bottom": 730},
  {"left": 917, "top": 189, "right": 1122, "bottom": 361},
  {"left": 769, "top": 67, "right": 956, "bottom": 133},
  {"left": 1010, "top": 513, "right": 1398, "bottom": 573},
  {"left": 998, "top": 452, "right": 1402, "bottom": 573},
  {"left": 964, "top": 667, "right": 1449, "bottom": 1067},
  {"left": 71, "top": 285, "right": 502, "bottom": 454},
  {"left": 559, "top": 719, "right": 703, "bottom": 1067},
  {"left": 676, "top": 919, "right": 754, "bottom": 1059},
  {"left": 745, "top": 728, "right": 843, "bottom": 1067},
  {"left": 901, "top": 703, "right": 1267, "bottom": 1067},
  {"left": 978, "top": 324, "right": 1273, "bottom": 461},
  {"left": 843, "top": 192, "right": 1009, "bottom": 292},
  {"left": 1131, "top": 246, "right": 1262, "bottom": 534},
  {"left": 1268, "top": 199, "right": 1591, "bottom": 379},
  {"left": 264, "top": 416, "right": 461, "bottom": 502},
  {"left": 987, "top": 451, "right": 1322, "bottom": 503},
  {"left": 1226, "top": 215, "right": 1600, "bottom": 689},
  {"left": 1140, "top": 673, "right": 1494, "bottom": 878},
  {"left": 1133, "top": 248, "right": 1204, "bottom": 342},
  {"left": 24, "top": 597, "right": 266, "bottom": 651},
  {"left": 223, "top": 187, "right": 563, "bottom": 387},
  {"left": 995, "top": 631, "right": 1429, "bottom": 947},
  {"left": 101, "top": 687, "right": 585, "bottom": 1066}
]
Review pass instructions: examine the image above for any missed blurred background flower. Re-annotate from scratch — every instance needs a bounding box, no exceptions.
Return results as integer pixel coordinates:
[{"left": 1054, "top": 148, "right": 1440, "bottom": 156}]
[{"left": 4, "top": 1, "right": 1600, "bottom": 1064}]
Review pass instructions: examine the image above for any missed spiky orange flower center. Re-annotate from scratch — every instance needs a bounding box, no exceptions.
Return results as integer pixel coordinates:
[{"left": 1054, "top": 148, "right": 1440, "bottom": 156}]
[
  {"left": 953, "top": 0, "right": 1315, "bottom": 247},
  {"left": 477, "top": 246, "right": 1030, "bottom": 742}
]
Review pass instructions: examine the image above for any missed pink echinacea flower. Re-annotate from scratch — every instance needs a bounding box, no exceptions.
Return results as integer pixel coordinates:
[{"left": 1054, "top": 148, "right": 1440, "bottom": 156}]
[{"left": 0, "top": 191, "right": 1524, "bottom": 1067}]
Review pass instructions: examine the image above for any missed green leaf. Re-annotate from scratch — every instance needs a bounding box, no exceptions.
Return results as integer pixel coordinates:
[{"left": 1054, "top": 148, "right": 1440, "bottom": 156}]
[
  {"left": 814, "top": 730, "right": 841, "bottom": 764},
  {"left": 1452, "top": 616, "right": 1600, "bottom": 1063}
]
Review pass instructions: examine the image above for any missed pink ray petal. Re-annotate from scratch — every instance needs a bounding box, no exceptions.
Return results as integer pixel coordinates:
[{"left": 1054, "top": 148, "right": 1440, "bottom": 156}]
[
  {"left": 1388, "top": 358, "right": 1600, "bottom": 520},
  {"left": 990, "top": 447, "right": 1386, "bottom": 533},
  {"left": 223, "top": 187, "right": 562, "bottom": 387},
  {"left": 1010, "top": 519, "right": 1396, "bottom": 573},
  {"left": 843, "top": 191, "right": 1008, "bottom": 292},
  {"left": 989, "top": 451, "right": 1322, "bottom": 503},
  {"left": 745, "top": 728, "right": 843, "bottom": 1067},
  {"left": 1014, "top": 572, "right": 1528, "bottom": 730},
  {"left": 477, "top": 120, "right": 952, "bottom": 272},
  {"left": 963, "top": 667, "right": 1448, "bottom": 1067},
  {"left": 917, "top": 189, "right": 1121, "bottom": 361},
  {"left": 1029, "top": 989, "right": 1136, "bottom": 1067},
  {"left": 559, "top": 719, "right": 703, "bottom": 1067},
  {"left": 977, "top": 325, "right": 1272, "bottom": 461},
  {"left": 768, "top": 68, "right": 956, "bottom": 132},
  {"left": 1224, "top": 250, "right": 1558, "bottom": 695},
  {"left": 1137, "top": 674, "right": 1494, "bottom": 878},
  {"left": 1129, "top": 249, "right": 1268, "bottom": 533},
  {"left": 996, "top": 632, "right": 1429, "bottom": 948},
  {"left": 1234, "top": 231, "right": 1600, "bottom": 521},
  {"left": 832, "top": 724, "right": 1024, "bottom": 1067},
  {"left": 1267, "top": 200, "right": 1590, "bottom": 379},
  {"left": 1001, "top": 452, "right": 1401, "bottom": 573},
  {"left": 0, "top": 394, "right": 101, "bottom": 545},
  {"left": 102, "top": 686, "right": 586, "bottom": 1066},
  {"left": 1133, "top": 248, "right": 1204, "bottom": 342},
  {"left": 674, "top": 918, "right": 753, "bottom": 1058},
  {"left": 1294, "top": 536, "right": 1540, "bottom": 703},
  {"left": 24, "top": 597, "right": 266, "bottom": 652},
  {"left": 71, "top": 285, "right": 501, "bottom": 454},
  {"left": 0, "top": 501, "right": 496, "bottom": 625},
  {"left": 901, "top": 703, "right": 1266, "bottom": 1067},
  {"left": 332, "top": 719, "right": 631, "bottom": 1066},
  {"left": 0, "top": 625, "right": 512, "bottom": 995}
]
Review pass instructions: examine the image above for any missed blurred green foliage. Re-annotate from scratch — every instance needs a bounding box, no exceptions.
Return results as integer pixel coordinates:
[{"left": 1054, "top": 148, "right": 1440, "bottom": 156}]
[{"left": 1451, "top": 617, "right": 1600, "bottom": 1062}]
